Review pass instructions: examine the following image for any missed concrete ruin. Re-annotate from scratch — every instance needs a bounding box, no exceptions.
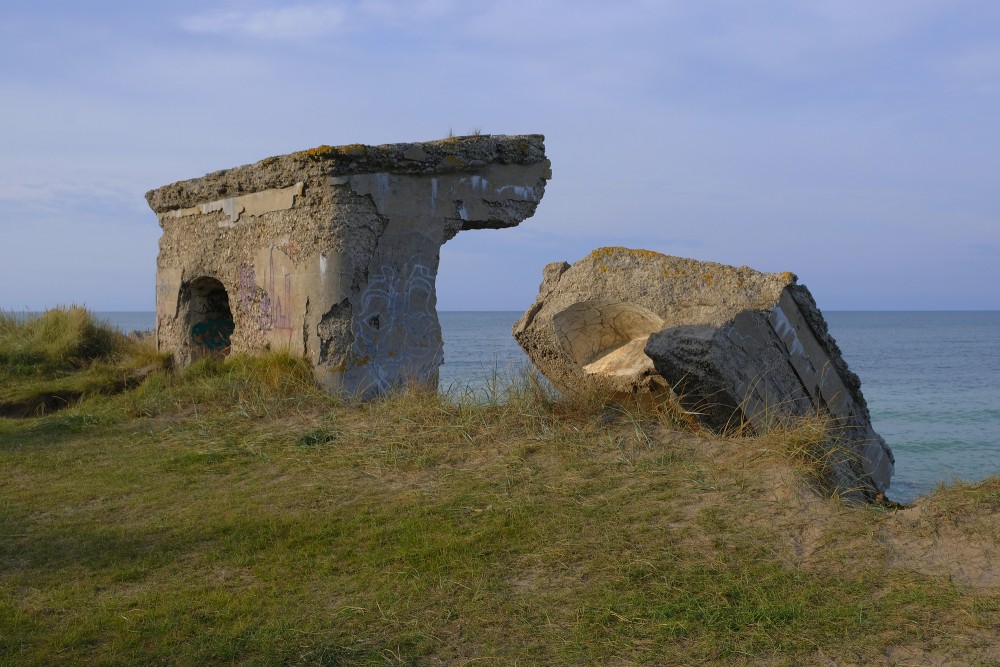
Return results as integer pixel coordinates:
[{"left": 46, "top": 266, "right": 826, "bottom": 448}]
[
  {"left": 513, "top": 247, "right": 894, "bottom": 497},
  {"left": 147, "top": 135, "right": 550, "bottom": 397}
]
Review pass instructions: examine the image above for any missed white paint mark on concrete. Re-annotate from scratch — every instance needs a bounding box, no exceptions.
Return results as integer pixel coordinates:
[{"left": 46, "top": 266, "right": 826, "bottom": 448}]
[
  {"left": 430, "top": 178, "right": 438, "bottom": 218},
  {"left": 495, "top": 184, "right": 536, "bottom": 201},
  {"left": 469, "top": 175, "right": 489, "bottom": 193},
  {"left": 372, "top": 173, "right": 390, "bottom": 213},
  {"left": 770, "top": 305, "right": 805, "bottom": 357}
]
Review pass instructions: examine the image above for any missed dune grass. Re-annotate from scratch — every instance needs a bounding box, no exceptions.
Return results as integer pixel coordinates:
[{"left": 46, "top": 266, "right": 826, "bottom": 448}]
[
  {"left": 0, "top": 306, "right": 123, "bottom": 367},
  {"left": 1, "top": 309, "right": 999, "bottom": 665},
  {"left": 0, "top": 307, "right": 167, "bottom": 417}
]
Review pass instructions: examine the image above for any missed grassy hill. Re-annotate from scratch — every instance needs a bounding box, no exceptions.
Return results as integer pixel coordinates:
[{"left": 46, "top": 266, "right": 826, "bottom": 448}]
[{"left": 1, "top": 309, "right": 998, "bottom": 665}]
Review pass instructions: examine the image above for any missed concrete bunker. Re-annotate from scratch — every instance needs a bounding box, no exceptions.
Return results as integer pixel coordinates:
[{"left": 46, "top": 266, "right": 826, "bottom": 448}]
[{"left": 147, "top": 135, "right": 550, "bottom": 397}]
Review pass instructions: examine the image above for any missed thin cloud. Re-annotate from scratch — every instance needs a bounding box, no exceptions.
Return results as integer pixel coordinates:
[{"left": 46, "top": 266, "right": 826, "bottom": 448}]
[
  {"left": 683, "top": 1, "right": 945, "bottom": 81},
  {"left": 181, "top": 5, "right": 348, "bottom": 40},
  {"left": 358, "top": 0, "right": 461, "bottom": 23},
  {"left": 939, "top": 43, "right": 1000, "bottom": 93},
  {"left": 0, "top": 182, "right": 150, "bottom": 219}
]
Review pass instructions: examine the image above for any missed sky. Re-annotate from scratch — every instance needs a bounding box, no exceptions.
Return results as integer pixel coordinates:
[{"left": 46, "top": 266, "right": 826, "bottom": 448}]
[{"left": 1, "top": 0, "right": 998, "bottom": 311}]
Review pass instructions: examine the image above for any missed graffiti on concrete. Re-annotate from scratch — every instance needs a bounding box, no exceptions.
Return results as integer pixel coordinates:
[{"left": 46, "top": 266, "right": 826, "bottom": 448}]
[
  {"left": 237, "top": 265, "right": 272, "bottom": 334},
  {"left": 268, "top": 246, "right": 294, "bottom": 332},
  {"left": 190, "top": 318, "right": 235, "bottom": 351},
  {"left": 351, "top": 254, "right": 442, "bottom": 394}
]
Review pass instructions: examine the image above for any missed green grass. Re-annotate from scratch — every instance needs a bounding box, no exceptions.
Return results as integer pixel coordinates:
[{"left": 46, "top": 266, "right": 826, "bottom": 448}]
[
  {"left": 0, "top": 307, "right": 167, "bottom": 417},
  {"left": 1, "top": 309, "right": 998, "bottom": 665}
]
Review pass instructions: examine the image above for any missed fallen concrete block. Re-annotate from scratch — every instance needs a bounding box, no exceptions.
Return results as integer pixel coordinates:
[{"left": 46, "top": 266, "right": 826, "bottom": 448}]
[
  {"left": 514, "top": 247, "right": 894, "bottom": 496},
  {"left": 514, "top": 248, "right": 793, "bottom": 396}
]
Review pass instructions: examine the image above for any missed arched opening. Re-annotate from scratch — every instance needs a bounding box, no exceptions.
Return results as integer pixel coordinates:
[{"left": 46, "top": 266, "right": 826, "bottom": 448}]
[{"left": 186, "top": 276, "right": 234, "bottom": 358}]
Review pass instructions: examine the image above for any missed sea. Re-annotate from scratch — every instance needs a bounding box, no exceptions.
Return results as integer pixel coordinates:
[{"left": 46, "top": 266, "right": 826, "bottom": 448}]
[{"left": 68, "top": 311, "right": 1000, "bottom": 503}]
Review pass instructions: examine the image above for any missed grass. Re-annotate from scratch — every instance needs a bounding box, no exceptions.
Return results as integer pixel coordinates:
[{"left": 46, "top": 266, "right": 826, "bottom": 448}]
[
  {"left": 0, "top": 307, "right": 167, "bottom": 417},
  {"left": 1, "top": 308, "right": 999, "bottom": 664}
]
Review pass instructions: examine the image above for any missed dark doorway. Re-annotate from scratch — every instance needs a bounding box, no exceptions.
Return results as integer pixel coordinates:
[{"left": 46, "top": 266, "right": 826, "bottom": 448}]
[{"left": 187, "top": 276, "right": 234, "bottom": 356}]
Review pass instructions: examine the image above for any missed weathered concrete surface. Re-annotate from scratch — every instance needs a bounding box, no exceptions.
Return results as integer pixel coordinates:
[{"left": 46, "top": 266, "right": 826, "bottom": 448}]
[
  {"left": 514, "top": 247, "right": 894, "bottom": 496},
  {"left": 514, "top": 248, "right": 795, "bottom": 396},
  {"left": 148, "top": 135, "right": 549, "bottom": 397}
]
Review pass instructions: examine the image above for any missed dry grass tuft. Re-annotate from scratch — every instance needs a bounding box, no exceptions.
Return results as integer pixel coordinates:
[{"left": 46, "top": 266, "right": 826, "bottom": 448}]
[
  {"left": 0, "top": 307, "right": 169, "bottom": 416},
  {"left": 0, "top": 306, "right": 125, "bottom": 370}
]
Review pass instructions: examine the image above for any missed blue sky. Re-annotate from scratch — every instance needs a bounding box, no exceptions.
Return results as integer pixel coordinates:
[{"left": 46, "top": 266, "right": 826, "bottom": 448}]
[{"left": 2, "top": 0, "right": 998, "bottom": 311}]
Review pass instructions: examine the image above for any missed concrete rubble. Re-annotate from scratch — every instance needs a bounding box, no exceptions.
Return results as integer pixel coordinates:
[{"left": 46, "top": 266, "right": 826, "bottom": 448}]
[
  {"left": 147, "top": 135, "right": 550, "bottom": 398},
  {"left": 513, "top": 247, "right": 894, "bottom": 497}
]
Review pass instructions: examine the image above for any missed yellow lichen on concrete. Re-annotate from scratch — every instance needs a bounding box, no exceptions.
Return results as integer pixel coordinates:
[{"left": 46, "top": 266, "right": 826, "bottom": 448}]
[
  {"left": 588, "top": 247, "right": 668, "bottom": 263},
  {"left": 301, "top": 145, "right": 339, "bottom": 159},
  {"left": 344, "top": 144, "right": 367, "bottom": 153}
]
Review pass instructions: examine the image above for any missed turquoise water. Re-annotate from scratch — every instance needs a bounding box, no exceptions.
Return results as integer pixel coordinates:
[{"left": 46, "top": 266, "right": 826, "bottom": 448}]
[
  {"left": 86, "top": 310, "right": 1000, "bottom": 502},
  {"left": 824, "top": 312, "right": 1000, "bottom": 503}
]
